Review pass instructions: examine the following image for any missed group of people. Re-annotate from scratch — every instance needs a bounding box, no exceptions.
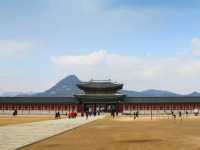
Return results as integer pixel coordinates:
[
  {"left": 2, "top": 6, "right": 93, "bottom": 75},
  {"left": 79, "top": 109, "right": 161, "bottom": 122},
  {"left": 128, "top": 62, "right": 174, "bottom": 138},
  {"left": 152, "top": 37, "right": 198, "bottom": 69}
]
[
  {"left": 129, "top": 110, "right": 189, "bottom": 120},
  {"left": 111, "top": 110, "right": 119, "bottom": 118},
  {"left": 12, "top": 108, "right": 194, "bottom": 121},
  {"left": 54, "top": 110, "right": 102, "bottom": 120},
  {"left": 55, "top": 112, "right": 61, "bottom": 119},
  {"left": 67, "top": 112, "right": 77, "bottom": 118},
  {"left": 55, "top": 111, "right": 78, "bottom": 119},
  {"left": 171, "top": 111, "right": 186, "bottom": 120},
  {"left": 84, "top": 110, "right": 101, "bottom": 119}
]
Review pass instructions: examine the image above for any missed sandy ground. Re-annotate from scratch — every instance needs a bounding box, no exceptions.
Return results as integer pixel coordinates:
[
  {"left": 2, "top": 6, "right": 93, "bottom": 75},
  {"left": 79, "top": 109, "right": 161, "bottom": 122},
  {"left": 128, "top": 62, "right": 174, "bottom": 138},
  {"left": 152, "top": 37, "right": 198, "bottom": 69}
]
[
  {"left": 0, "top": 115, "right": 57, "bottom": 126},
  {"left": 20, "top": 116, "right": 200, "bottom": 150}
]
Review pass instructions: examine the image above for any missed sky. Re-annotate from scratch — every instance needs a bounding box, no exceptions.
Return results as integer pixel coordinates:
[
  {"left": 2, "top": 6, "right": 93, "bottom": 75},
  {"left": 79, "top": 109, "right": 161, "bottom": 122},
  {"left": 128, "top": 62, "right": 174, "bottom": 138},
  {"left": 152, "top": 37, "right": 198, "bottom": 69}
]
[{"left": 1, "top": 0, "right": 200, "bottom": 94}]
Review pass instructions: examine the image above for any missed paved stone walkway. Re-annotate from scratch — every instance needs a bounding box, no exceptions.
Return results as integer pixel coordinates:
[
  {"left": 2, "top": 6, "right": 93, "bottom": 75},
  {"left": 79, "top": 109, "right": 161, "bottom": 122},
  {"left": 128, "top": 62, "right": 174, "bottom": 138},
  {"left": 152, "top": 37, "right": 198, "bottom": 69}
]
[{"left": 0, "top": 115, "right": 104, "bottom": 150}]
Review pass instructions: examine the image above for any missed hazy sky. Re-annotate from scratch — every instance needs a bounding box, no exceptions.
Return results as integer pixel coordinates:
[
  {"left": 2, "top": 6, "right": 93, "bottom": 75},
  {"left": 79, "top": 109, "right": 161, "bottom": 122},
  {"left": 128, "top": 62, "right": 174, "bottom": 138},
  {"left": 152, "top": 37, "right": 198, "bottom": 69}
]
[{"left": 1, "top": 0, "right": 200, "bottom": 93}]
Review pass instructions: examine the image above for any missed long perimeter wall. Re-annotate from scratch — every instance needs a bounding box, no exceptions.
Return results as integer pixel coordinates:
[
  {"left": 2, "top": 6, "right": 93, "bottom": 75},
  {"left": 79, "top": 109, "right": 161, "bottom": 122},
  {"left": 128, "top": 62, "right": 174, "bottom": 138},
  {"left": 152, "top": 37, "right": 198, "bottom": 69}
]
[{"left": 1, "top": 97, "right": 200, "bottom": 115}]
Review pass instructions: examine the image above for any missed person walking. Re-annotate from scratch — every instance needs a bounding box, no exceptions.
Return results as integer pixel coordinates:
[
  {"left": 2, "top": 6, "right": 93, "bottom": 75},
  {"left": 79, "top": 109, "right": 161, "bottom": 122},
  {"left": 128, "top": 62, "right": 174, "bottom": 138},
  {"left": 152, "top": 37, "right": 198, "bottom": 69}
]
[
  {"left": 179, "top": 111, "right": 182, "bottom": 120},
  {"left": 86, "top": 111, "right": 89, "bottom": 120},
  {"left": 173, "top": 114, "right": 176, "bottom": 120},
  {"left": 134, "top": 112, "right": 136, "bottom": 120},
  {"left": 12, "top": 110, "right": 17, "bottom": 117}
]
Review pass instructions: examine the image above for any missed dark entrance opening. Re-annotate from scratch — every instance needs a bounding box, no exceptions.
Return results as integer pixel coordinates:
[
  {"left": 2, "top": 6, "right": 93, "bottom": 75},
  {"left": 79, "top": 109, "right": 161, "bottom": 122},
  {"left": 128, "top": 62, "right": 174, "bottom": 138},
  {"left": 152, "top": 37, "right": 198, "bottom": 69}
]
[{"left": 84, "top": 103, "right": 117, "bottom": 112}]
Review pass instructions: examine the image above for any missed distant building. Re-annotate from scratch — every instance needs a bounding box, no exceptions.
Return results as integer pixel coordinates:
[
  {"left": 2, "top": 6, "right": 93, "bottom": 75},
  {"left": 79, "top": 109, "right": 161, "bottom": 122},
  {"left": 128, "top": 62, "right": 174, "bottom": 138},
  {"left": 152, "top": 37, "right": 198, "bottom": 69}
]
[
  {"left": 75, "top": 80, "right": 125, "bottom": 112},
  {"left": 0, "top": 79, "right": 200, "bottom": 115}
]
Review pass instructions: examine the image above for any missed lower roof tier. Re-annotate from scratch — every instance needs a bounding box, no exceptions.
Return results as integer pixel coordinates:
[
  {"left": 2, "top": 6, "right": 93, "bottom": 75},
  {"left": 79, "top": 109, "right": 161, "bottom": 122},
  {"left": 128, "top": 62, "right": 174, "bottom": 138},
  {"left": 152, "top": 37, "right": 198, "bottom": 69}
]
[
  {"left": 75, "top": 94, "right": 126, "bottom": 103},
  {"left": 75, "top": 94, "right": 125, "bottom": 99},
  {"left": 1, "top": 96, "right": 200, "bottom": 104},
  {"left": 0, "top": 97, "right": 78, "bottom": 104}
]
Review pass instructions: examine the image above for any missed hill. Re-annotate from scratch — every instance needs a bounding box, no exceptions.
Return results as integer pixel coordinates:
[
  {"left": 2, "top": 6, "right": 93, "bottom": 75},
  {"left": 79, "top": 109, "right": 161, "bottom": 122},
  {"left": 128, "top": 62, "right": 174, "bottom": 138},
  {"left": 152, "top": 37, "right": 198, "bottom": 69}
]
[
  {"left": 34, "top": 75, "right": 82, "bottom": 97},
  {"left": 5, "top": 75, "right": 199, "bottom": 97}
]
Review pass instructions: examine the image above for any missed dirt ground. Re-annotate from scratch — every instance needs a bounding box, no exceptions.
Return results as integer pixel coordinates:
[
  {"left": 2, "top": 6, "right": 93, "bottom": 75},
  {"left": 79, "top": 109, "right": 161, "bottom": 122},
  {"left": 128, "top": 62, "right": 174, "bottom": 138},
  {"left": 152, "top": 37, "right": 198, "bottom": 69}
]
[
  {"left": 20, "top": 116, "right": 200, "bottom": 150},
  {"left": 0, "top": 115, "right": 56, "bottom": 126}
]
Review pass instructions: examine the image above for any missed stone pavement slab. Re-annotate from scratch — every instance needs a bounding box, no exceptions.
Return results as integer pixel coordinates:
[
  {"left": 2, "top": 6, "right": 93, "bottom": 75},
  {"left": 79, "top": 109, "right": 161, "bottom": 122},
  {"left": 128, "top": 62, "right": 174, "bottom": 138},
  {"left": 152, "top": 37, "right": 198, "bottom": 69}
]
[{"left": 0, "top": 115, "right": 104, "bottom": 150}]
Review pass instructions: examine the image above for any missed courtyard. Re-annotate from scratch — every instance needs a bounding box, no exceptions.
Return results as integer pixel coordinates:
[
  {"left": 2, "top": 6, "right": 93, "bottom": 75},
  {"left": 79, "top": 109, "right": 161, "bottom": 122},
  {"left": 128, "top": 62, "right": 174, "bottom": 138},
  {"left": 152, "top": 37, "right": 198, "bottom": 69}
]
[{"left": 19, "top": 116, "right": 200, "bottom": 150}]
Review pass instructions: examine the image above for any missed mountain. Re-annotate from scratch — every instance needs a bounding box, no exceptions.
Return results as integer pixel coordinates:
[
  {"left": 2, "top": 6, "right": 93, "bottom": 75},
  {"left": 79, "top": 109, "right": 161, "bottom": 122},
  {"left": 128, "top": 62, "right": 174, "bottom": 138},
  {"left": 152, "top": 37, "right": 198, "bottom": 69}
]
[
  {"left": 1, "top": 92, "right": 35, "bottom": 97},
  {"left": 121, "top": 90, "right": 142, "bottom": 97},
  {"left": 122, "top": 89, "right": 180, "bottom": 97},
  {"left": 140, "top": 89, "right": 180, "bottom": 97},
  {"left": 34, "top": 75, "right": 82, "bottom": 97},
  {"left": 187, "top": 91, "right": 200, "bottom": 97},
  {"left": 2, "top": 74, "right": 200, "bottom": 97},
  {"left": 1, "top": 92, "right": 22, "bottom": 97},
  {"left": 37, "top": 75, "right": 180, "bottom": 97}
]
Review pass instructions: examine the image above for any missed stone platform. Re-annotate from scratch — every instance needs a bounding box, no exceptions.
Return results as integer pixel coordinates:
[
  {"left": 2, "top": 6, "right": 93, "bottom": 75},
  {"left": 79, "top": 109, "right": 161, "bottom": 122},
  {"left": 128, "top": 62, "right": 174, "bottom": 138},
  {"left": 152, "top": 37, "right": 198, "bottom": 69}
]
[{"left": 0, "top": 115, "right": 104, "bottom": 150}]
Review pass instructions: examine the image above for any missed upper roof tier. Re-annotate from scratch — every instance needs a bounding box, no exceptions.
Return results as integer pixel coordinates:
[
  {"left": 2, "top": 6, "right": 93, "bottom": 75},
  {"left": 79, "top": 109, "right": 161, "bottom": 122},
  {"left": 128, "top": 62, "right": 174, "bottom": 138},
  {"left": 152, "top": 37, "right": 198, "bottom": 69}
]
[{"left": 77, "top": 80, "right": 123, "bottom": 91}]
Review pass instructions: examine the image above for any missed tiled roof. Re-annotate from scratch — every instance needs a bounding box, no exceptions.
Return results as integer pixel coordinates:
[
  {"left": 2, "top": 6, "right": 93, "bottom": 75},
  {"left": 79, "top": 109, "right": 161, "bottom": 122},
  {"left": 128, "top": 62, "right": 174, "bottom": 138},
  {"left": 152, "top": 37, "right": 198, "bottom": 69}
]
[
  {"left": 0, "top": 97, "right": 78, "bottom": 104},
  {"left": 124, "top": 97, "right": 200, "bottom": 103},
  {"left": 77, "top": 81, "right": 123, "bottom": 90},
  {"left": 1, "top": 96, "right": 200, "bottom": 104}
]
